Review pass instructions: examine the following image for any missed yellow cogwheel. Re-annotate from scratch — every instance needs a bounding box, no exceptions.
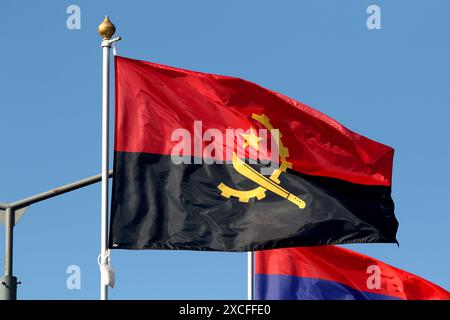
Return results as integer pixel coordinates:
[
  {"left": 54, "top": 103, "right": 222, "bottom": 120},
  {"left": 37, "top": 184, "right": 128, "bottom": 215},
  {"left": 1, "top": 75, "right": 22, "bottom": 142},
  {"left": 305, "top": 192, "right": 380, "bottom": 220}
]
[{"left": 217, "top": 183, "right": 266, "bottom": 202}]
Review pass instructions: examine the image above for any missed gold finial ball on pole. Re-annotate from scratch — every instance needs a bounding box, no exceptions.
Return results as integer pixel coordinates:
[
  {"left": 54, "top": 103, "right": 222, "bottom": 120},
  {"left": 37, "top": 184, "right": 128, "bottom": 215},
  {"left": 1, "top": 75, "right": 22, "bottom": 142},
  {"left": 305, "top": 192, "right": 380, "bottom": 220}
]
[{"left": 98, "top": 16, "right": 116, "bottom": 40}]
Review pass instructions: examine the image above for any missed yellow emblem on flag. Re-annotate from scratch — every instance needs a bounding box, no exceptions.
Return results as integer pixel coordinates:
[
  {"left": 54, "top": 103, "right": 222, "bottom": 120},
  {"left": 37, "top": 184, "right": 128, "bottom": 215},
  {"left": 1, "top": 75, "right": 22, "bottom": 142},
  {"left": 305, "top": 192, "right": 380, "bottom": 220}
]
[{"left": 218, "top": 114, "right": 306, "bottom": 209}]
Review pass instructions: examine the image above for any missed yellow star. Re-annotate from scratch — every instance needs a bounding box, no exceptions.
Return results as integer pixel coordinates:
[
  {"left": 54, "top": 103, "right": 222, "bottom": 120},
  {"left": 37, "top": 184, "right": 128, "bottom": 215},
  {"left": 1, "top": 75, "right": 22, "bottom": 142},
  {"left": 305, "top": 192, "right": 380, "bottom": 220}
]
[{"left": 241, "top": 128, "right": 263, "bottom": 151}]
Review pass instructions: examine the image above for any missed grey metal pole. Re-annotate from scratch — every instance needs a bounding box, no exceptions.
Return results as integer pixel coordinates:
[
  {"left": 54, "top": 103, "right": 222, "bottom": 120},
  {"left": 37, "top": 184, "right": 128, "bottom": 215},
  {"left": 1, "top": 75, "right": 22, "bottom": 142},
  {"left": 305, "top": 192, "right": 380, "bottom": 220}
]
[
  {"left": 8, "top": 170, "right": 113, "bottom": 210},
  {"left": 5, "top": 208, "right": 12, "bottom": 277},
  {"left": 0, "top": 208, "right": 17, "bottom": 300},
  {"left": 0, "top": 170, "right": 113, "bottom": 300}
]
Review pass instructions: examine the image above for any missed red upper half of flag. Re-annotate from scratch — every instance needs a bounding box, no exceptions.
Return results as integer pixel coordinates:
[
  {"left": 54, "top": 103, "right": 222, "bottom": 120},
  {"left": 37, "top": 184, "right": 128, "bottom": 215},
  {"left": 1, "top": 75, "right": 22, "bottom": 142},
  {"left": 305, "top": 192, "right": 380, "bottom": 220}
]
[
  {"left": 114, "top": 56, "right": 394, "bottom": 186},
  {"left": 255, "top": 246, "right": 450, "bottom": 300}
]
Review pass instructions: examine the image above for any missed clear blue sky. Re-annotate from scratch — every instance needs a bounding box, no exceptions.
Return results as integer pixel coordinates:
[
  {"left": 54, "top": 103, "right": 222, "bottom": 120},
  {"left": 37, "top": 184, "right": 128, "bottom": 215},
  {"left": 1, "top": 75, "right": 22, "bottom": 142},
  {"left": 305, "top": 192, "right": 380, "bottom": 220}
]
[{"left": 0, "top": 0, "right": 449, "bottom": 299}]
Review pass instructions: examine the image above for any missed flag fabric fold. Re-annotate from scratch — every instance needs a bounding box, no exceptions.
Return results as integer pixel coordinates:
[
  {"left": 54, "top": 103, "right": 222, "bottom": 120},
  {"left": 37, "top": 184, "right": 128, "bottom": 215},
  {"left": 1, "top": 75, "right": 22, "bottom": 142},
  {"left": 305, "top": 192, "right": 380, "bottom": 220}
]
[
  {"left": 255, "top": 246, "right": 450, "bottom": 300},
  {"left": 109, "top": 56, "right": 398, "bottom": 251}
]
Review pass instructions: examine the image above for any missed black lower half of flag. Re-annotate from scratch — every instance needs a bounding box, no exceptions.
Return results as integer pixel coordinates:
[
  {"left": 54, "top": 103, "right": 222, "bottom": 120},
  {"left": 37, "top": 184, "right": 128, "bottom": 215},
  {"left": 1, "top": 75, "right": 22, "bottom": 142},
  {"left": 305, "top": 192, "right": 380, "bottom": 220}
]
[{"left": 109, "top": 152, "right": 398, "bottom": 251}]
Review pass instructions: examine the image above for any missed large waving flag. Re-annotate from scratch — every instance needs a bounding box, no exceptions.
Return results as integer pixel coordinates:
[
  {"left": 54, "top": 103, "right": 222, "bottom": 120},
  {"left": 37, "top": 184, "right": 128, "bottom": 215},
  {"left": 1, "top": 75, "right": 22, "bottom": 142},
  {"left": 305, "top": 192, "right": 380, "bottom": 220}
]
[
  {"left": 109, "top": 56, "right": 398, "bottom": 251},
  {"left": 255, "top": 246, "right": 450, "bottom": 300}
]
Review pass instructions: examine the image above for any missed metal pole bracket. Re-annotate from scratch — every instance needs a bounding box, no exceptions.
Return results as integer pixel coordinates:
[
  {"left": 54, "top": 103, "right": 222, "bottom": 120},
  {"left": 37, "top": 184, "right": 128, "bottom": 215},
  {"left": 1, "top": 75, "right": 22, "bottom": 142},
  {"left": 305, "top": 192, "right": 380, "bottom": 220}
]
[{"left": 0, "top": 207, "right": 28, "bottom": 226}]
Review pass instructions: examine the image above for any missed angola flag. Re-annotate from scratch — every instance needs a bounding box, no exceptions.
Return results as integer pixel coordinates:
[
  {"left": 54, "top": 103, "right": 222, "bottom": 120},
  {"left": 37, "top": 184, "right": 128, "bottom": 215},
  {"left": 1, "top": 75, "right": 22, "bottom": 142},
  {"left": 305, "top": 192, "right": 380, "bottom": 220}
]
[
  {"left": 109, "top": 56, "right": 398, "bottom": 251},
  {"left": 255, "top": 246, "right": 450, "bottom": 300}
]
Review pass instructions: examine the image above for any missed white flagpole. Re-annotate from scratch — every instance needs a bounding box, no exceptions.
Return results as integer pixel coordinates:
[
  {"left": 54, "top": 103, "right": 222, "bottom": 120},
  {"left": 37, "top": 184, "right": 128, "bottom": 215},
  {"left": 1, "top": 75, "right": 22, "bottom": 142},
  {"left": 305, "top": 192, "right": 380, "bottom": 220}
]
[
  {"left": 98, "top": 16, "right": 120, "bottom": 300},
  {"left": 247, "top": 251, "right": 254, "bottom": 300}
]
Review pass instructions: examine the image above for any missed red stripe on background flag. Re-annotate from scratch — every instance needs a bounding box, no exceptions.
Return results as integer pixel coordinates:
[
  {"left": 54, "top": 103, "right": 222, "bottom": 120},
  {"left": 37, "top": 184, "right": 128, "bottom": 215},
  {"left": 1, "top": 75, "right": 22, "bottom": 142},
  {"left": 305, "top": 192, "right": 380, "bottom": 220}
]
[{"left": 255, "top": 246, "right": 450, "bottom": 300}]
